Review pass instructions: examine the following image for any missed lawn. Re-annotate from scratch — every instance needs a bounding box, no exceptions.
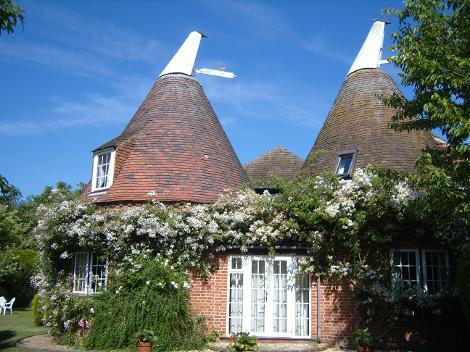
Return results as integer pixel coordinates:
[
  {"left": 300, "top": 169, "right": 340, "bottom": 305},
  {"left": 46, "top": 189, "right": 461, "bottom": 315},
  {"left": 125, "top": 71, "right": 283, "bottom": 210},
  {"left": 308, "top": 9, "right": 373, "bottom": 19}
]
[
  {"left": 0, "top": 307, "right": 47, "bottom": 351},
  {"left": 0, "top": 309, "right": 355, "bottom": 352}
]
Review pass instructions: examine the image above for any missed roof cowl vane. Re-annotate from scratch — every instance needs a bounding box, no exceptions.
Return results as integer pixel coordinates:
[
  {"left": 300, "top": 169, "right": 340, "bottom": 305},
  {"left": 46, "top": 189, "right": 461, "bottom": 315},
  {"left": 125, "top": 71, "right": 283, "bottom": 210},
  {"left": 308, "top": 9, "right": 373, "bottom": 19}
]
[
  {"left": 347, "top": 20, "right": 389, "bottom": 76},
  {"left": 159, "top": 31, "right": 236, "bottom": 79},
  {"left": 159, "top": 31, "right": 204, "bottom": 77}
]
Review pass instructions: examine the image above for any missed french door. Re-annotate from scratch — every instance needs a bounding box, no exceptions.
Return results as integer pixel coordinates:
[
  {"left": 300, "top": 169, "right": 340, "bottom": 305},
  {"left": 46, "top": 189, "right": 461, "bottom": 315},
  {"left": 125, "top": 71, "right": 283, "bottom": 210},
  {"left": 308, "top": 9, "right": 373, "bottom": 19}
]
[{"left": 227, "top": 256, "right": 311, "bottom": 338}]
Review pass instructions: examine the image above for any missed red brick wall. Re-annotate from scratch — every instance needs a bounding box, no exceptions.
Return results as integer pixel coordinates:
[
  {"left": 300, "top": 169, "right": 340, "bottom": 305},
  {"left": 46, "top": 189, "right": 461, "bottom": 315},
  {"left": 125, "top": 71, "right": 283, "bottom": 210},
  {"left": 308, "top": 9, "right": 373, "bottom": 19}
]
[
  {"left": 189, "top": 256, "right": 355, "bottom": 347},
  {"left": 318, "top": 282, "right": 354, "bottom": 347},
  {"left": 190, "top": 256, "right": 229, "bottom": 334}
]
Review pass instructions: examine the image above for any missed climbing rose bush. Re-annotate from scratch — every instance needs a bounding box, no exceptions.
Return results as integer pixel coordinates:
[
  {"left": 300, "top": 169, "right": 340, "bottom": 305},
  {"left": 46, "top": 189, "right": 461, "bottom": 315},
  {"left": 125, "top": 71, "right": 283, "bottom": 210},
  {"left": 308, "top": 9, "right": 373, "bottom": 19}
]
[{"left": 33, "top": 168, "right": 445, "bottom": 340}]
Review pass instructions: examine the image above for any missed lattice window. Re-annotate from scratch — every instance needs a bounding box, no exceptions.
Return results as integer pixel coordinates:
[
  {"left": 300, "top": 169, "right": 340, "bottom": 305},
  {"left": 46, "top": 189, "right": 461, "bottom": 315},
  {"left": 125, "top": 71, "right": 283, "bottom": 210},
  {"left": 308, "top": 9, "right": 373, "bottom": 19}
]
[
  {"left": 73, "top": 252, "right": 108, "bottom": 295},
  {"left": 92, "top": 150, "right": 115, "bottom": 192},
  {"left": 228, "top": 257, "right": 244, "bottom": 334},
  {"left": 392, "top": 249, "right": 420, "bottom": 287},
  {"left": 423, "top": 250, "right": 449, "bottom": 294}
]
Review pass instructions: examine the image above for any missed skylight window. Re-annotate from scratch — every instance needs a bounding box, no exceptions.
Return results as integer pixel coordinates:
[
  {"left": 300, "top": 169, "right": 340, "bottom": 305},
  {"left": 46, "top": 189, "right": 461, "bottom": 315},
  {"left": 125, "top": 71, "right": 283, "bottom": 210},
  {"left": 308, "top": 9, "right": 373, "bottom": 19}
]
[
  {"left": 91, "top": 149, "right": 116, "bottom": 192},
  {"left": 335, "top": 150, "right": 357, "bottom": 178}
]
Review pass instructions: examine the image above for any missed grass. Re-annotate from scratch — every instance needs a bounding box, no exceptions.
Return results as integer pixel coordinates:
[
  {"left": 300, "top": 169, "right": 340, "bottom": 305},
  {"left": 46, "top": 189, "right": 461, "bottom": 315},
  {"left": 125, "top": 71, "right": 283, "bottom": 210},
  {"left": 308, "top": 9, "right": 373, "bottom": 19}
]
[
  {"left": 0, "top": 309, "right": 355, "bottom": 352},
  {"left": 0, "top": 307, "right": 47, "bottom": 351}
]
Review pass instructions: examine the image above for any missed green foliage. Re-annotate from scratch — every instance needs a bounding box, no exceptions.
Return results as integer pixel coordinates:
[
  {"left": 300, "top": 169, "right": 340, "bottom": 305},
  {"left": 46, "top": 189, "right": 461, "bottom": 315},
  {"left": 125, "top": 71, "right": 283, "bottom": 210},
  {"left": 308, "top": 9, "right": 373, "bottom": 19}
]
[
  {"left": 227, "top": 332, "right": 259, "bottom": 352},
  {"left": 83, "top": 257, "right": 206, "bottom": 351},
  {"left": 34, "top": 170, "right": 448, "bottom": 343},
  {"left": 40, "top": 289, "right": 95, "bottom": 339},
  {"left": 352, "top": 328, "right": 375, "bottom": 348},
  {"left": 135, "top": 329, "right": 157, "bottom": 343},
  {"left": 0, "top": 175, "right": 21, "bottom": 206},
  {"left": 456, "top": 257, "right": 470, "bottom": 330},
  {"left": 206, "top": 330, "right": 220, "bottom": 343},
  {"left": 0, "top": 249, "right": 38, "bottom": 306},
  {"left": 384, "top": 0, "right": 470, "bottom": 153},
  {"left": 0, "top": 0, "right": 24, "bottom": 35},
  {"left": 0, "top": 205, "right": 26, "bottom": 248},
  {"left": 383, "top": 1, "right": 470, "bottom": 336},
  {"left": 32, "top": 293, "right": 43, "bottom": 326},
  {"left": 409, "top": 151, "right": 470, "bottom": 254}
]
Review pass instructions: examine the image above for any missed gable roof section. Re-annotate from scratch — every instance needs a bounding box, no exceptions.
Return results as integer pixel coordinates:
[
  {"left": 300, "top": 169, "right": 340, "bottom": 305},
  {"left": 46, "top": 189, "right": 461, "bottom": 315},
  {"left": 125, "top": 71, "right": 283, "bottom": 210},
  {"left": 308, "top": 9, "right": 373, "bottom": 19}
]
[
  {"left": 85, "top": 73, "right": 248, "bottom": 204},
  {"left": 245, "top": 145, "right": 304, "bottom": 183},
  {"left": 301, "top": 68, "right": 436, "bottom": 177}
]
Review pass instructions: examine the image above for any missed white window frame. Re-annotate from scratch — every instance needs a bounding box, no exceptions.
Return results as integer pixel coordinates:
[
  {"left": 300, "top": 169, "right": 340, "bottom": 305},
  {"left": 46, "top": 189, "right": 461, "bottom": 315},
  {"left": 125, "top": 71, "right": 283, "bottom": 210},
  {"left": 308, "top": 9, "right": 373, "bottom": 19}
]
[
  {"left": 391, "top": 249, "right": 421, "bottom": 287},
  {"left": 226, "top": 255, "right": 311, "bottom": 339},
  {"left": 72, "top": 252, "right": 108, "bottom": 295},
  {"left": 91, "top": 149, "right": 116, "bottom": 192},
  {"left": 422, "top": 249, "right": 449, "bottom": 294}
]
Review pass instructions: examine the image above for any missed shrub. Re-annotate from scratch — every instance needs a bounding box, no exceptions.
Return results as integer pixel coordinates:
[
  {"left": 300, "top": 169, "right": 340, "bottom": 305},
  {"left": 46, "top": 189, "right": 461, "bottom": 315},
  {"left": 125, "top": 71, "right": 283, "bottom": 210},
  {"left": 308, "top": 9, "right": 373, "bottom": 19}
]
[
  {"left": 456, "top": 257, "right": 470, "bottom": 333},
  {"left": 227, "top": 332, "right": 258, "bottom": 352},
  {"left": 83, "top": 257, "right": 206, "bottom": 351},
  {"left": 32, "top": 293, "right": 42, "bottom": 326},
  {"left": 0, "top": 249, "right": 39, "bottom": 307},
  {"left": 352, "top": 328, "right": 375, "bottom": 348},
  {"left": 135, "top": 329, "right": 157, "bottom": 343}
]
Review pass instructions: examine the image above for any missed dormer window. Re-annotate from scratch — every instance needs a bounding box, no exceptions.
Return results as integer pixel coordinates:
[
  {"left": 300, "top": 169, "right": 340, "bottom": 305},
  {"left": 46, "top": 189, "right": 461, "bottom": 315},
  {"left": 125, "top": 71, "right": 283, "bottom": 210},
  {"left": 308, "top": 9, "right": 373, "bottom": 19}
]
[
  {"left": 335, "top": 150, "right": 357, "bottom": 178},
  {"left": 91, "top": 149, "right": 116, "bottom": 192}
]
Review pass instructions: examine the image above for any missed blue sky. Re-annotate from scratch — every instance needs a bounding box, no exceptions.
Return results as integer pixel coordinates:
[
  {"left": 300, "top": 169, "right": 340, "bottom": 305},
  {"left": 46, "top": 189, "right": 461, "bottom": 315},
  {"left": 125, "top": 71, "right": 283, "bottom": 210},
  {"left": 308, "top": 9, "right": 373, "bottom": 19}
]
[{"left": 0, "top": 0, "right": 406, "bottom": 198}]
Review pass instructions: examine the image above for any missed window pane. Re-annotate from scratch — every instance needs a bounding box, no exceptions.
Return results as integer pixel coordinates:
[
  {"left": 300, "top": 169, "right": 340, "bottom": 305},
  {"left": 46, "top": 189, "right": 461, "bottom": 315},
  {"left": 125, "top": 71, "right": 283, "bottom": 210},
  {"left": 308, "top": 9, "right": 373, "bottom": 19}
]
[
  {"left": 89, "top": 255, "right": 107, "bottom": 293},
  {"left": 229, "top": 273, "right": 243, "bottom": 334},
  {"left": 95, "top": 152, "right": 112, "bottom": 189},
  {"left": 393, "top": 250, "right": 418, "bottom": 287},
  {"left": 425, "top": 251, "right": 448, "bottom": 294},
  {"left": 251, "top": 260, "right": 266, "bottom": 333},
  {"left": 336, "top": 153, "right": 354, "bottom": 176},
  {"left": 232, "top": 257, "right": 242, "bottom": 270},
  {"left": 73, "top": 253, "right": 88, "bottom": 293},
  {"left": 401, "top": 252, "right": 409, "bottom": 265},
  {"left": 273, "top": 260, "right": 288, "bottom": 333},
  {"left": 295, "top": 273, "right": 310, "bottom": 336}
]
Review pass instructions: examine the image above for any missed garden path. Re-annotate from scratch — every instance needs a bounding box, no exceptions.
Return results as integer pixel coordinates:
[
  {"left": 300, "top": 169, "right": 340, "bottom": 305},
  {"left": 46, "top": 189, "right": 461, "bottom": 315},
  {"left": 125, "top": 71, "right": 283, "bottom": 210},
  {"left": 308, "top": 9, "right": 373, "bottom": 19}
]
[{"left": 17, "top": 334, "right": 354, "bottom": 352}]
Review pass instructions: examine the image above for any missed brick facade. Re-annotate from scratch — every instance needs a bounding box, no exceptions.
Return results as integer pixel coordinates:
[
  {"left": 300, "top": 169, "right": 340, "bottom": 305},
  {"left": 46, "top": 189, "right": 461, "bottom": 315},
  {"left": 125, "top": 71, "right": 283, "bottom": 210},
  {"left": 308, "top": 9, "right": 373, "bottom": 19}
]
[
  {"left": 189, "top": 255, "right": 355, "bottom": 348},
  {"left": 190, "top": 257, "right": 229, "bottom": 334}
]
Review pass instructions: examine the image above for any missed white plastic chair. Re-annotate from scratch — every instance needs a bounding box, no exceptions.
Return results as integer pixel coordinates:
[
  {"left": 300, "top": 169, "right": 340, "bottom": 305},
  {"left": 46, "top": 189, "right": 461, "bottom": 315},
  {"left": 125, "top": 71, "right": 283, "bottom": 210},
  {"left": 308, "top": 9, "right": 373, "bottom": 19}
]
[
  {"left": 3, "top": 297, "right": 15, "bottom": 315},
  {"left": 0, "top": 297, "right": 5, "bottom": 314}
]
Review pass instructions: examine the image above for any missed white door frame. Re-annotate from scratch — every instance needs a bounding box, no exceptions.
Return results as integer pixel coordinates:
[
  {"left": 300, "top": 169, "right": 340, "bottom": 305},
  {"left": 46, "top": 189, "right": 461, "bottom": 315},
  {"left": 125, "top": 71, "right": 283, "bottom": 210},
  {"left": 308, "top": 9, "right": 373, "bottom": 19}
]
[{"left": 226, "top": 255, "right": 311, "bottom": 338}]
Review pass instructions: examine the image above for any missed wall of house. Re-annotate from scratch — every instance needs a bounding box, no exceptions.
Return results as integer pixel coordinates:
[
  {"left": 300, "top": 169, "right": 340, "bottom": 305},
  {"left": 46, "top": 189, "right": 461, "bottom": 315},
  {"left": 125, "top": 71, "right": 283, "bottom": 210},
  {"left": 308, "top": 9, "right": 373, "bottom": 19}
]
[
  {"left": 189, "top": 255, "right": 354, "bottom": 347},
  {"left": 190, "top": 256, "right": 229, "bottom": 334},
  {"left": 318, "top": 282, "right": 354, "bottom": 346}
]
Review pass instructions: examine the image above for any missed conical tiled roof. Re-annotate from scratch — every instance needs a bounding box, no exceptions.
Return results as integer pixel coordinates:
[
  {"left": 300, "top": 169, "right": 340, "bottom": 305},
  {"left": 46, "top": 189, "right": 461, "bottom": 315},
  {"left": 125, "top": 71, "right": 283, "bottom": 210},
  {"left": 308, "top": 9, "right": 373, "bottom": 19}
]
[
  {"left": 245, "top": 146, "right": 304, "bottom": 183},
  {"left": 85, "top": 73, "right": 248, "bottom": 204},
  {"left": 301, "top": 68, "right": 436, "bottom": 176}
]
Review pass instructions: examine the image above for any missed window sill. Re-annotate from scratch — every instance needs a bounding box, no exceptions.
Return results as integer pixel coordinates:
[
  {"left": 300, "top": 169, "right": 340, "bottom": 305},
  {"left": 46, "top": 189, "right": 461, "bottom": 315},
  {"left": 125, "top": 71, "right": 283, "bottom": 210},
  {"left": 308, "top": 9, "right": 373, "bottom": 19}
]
[{"left": 89, "top": 189, "right": 109, "bottom": 195}]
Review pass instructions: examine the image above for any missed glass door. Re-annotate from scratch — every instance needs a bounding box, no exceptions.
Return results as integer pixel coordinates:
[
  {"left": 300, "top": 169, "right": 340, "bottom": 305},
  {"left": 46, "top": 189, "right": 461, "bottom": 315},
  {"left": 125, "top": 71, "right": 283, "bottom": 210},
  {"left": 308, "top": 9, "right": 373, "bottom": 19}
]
[
  {"left": 272, "top": 260, "right": 288, "bottom": 334},
  {"left": 227, "top": 256, "right": 311, "bottom": 338},
  {"left": 251, "top": 259, "right": 266, "bottom": 333}
]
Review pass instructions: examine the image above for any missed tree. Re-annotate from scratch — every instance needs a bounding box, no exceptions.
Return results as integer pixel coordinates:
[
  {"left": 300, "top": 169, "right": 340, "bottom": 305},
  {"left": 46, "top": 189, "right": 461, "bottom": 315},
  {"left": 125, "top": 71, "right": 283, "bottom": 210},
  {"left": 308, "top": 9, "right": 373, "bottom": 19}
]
[
  {"left": 385, "top": 0, "right": 470, "bottom": 336},
  {"left": 384, "top": 0, "right": 470, "bottom": 253},
  {"left": 0, "top": 175, "right": 21, "bottom": 206},
  {"left": 0, "top": 0, "right": 25, "bottom": 35},
  {"left": 385, "top": 0, "right": 469, "bottom": 153}
]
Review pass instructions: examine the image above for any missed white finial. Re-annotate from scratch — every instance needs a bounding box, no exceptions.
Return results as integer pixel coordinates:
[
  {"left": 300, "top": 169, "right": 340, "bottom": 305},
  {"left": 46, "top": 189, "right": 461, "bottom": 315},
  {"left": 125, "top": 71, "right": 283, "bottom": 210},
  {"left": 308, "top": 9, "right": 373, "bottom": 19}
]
[
  {"left": 159, "top": 31, "right": 204, "bottom": 77},
  {"left": 347, "top": 20, "right": 389, "bottom": 76}
]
